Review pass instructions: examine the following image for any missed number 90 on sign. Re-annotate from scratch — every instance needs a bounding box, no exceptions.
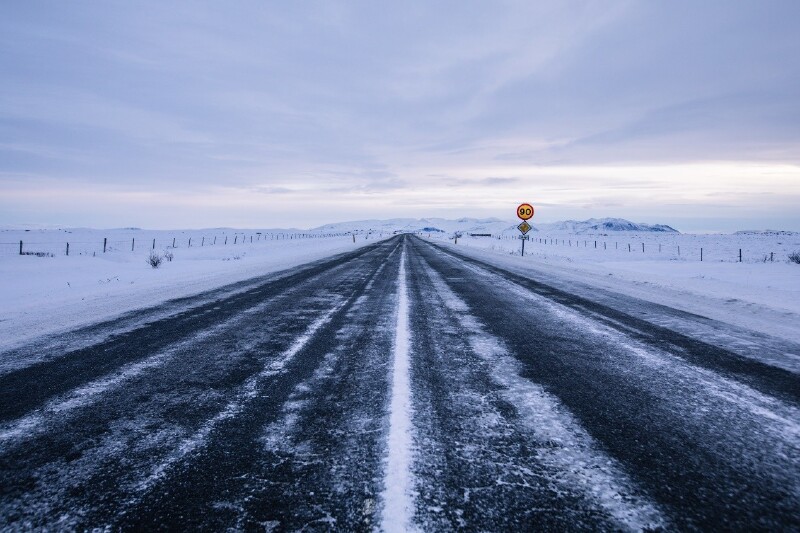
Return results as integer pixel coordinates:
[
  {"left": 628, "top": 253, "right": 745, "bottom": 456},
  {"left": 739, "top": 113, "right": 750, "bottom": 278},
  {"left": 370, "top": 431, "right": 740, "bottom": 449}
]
[{"left": 517, "top": 203, "right": 534, "bottom": 220}]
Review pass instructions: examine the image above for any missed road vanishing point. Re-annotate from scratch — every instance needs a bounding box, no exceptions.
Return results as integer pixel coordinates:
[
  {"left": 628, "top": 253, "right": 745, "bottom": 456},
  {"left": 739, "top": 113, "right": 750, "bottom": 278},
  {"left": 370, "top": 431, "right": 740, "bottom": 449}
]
[{"left": 1, "top": 235, "right": 798, "bottom": 531}]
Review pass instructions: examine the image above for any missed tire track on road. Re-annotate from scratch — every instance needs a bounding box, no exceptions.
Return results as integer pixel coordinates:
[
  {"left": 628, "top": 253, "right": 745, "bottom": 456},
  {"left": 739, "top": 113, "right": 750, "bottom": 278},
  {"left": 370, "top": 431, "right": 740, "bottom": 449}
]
[
  {"left": 106, "top": 240, "right": 403, "bottom": 530},
  {"left": 0, "top": 240, "right": 401, "bottom": 529},
  {"left": 413, "top": 236, "right": 800, "bottom": 530},
  {"left": 0, "top": 244, "right": 382, "bottom": 421},
  {"left": 405, "top": 242, "right": 665, "bottom": 530}
]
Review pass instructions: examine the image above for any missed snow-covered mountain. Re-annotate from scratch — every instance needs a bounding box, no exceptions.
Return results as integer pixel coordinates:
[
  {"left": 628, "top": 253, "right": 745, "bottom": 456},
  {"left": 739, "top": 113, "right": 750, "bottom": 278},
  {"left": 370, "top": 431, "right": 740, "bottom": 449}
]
[
  {"left": 534, "top": 218, "right": 679, "bottom": 234},
  {"left": 312, "top": 217, "right": 678, "bottom": 236},
  {"left": 311, "top": 217, "right": 519, "bottom": 235}
]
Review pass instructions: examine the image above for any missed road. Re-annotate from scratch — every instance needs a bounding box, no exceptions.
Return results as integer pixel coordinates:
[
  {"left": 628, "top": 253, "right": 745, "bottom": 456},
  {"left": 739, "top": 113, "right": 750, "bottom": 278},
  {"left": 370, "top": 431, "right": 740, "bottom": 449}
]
[{"left": 1, "top": 235, "right": 798, "bottom": 531}]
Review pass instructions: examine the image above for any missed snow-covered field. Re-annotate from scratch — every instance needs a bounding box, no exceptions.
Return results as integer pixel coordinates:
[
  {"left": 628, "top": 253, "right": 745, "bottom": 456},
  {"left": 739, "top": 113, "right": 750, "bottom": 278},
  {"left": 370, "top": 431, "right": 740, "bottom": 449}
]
[
  {"left": 2, "top": 222, "right": 798, "bottom": 353},
  {"left": 468, "top": 230, "right": 800, "bottom": 264},
  {"left": 0, "top": 227, "right": 387, "bottom": 351}
]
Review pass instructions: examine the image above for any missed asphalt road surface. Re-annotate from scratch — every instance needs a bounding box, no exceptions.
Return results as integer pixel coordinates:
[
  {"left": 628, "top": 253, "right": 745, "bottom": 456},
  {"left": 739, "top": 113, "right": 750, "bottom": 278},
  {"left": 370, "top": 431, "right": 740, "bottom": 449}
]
[{"left": 1, "top": 235, "right": 798, "bottom": 531}]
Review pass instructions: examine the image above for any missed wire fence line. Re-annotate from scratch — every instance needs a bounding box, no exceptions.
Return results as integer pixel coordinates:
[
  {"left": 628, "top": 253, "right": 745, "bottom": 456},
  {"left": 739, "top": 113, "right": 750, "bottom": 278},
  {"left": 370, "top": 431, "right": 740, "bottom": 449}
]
[
  {"left": 5, "top": 231, "right": 797, "bottom": 263},
  {"left": 450, "top": 233, "right": 800, "bottom": 264},
  {"left": 1, "top": 232, "right": 352, "bottom": 257}
]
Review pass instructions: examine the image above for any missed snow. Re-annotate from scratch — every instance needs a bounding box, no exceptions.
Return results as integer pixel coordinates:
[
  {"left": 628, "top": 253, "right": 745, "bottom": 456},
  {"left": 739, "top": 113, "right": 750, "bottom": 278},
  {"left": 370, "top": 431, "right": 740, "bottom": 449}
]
[
  {"left": 0, "top": 324, "right": 220, "bottom": 443},
  {"left": 429, "top": 230, "right": 800, "bottom": 344},
  {"left": 136, "top": 300, "right": 344, "bottom": 495},
  {"left": 425, "top": 266, "right": 667, "bottom": 530},
  {"left": 380, "top": 246, "right": 417, "bottom": 533},
  {"left": 3, "top": 222, "right": 797, "bottom": 354},
  {"left": 493, "top": 275, "right": 800, "bottom": 441},
  {"left": 0, "top": 227, "right": 387, "bottom": 351}
]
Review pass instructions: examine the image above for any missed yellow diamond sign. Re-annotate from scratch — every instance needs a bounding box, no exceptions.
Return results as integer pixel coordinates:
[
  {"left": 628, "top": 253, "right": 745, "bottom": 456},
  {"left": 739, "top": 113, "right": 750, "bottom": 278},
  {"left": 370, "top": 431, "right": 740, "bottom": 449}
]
[{"left": 517, "top": 221, "right": 532, "bottom": 235}]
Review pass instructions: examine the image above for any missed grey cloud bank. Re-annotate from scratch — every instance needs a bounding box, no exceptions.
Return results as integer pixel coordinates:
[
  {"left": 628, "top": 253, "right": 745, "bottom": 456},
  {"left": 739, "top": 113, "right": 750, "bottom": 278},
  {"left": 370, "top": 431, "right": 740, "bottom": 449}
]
[{"left": 1, "top": 1, "right": 798, "bottom": 231}]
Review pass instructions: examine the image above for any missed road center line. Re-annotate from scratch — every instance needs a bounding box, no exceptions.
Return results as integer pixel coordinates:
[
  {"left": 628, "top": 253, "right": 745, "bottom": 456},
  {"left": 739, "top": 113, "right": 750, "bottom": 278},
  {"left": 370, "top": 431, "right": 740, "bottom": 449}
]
[{"left": 380, "top": 245, "right": 417, "bottom": 533}]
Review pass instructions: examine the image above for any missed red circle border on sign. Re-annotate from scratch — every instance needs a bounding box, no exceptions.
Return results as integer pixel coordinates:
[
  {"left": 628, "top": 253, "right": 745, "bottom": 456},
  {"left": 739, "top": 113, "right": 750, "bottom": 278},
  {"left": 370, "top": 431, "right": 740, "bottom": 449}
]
[{"left": 516, "top": 203, "right": 535, "bottom": 220}]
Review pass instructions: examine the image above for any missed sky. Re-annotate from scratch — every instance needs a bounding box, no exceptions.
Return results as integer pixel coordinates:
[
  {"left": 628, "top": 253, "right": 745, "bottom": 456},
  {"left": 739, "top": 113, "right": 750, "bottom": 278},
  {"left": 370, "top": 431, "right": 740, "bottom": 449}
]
[{"left": 1, "top": 1, "right": 799, "bottom": 232}]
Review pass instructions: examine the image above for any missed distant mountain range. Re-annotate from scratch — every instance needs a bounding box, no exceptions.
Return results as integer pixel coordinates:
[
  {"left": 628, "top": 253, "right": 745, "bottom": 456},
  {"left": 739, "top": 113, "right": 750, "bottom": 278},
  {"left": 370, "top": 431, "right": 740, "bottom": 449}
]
[
  {"left": 534, "top": 218, "right": 679, "bottom": 234},
  {"left": 734, "top": 230, "right": 799, "bottom": 236},
  {"left": 312, "top": 217, "right": 680, "bottom": 235}
]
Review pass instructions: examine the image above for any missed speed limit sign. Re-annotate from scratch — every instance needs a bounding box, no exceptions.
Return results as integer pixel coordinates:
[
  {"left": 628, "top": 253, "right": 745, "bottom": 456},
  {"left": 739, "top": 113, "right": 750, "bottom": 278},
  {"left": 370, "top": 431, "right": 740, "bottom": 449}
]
[{"left": 516, "top": 203, "right": 534, "bottom": 220}]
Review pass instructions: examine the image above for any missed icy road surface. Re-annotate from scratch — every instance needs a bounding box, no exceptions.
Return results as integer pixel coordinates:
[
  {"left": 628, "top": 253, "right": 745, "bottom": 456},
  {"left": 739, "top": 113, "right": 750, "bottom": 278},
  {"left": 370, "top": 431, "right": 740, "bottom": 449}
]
[{"left": 0, "top": 235, "right": 798, "bottom": 530}]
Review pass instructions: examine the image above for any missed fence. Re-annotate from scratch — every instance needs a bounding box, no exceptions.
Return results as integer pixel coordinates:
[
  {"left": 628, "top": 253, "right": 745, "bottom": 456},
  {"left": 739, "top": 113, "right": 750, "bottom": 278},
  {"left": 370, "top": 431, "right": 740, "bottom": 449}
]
[
  {"left": 1, "top": 231, "right": 351, "bottom": 258},
  {"left": 450, "top": 233, "right": 799, "bottom": 264}
]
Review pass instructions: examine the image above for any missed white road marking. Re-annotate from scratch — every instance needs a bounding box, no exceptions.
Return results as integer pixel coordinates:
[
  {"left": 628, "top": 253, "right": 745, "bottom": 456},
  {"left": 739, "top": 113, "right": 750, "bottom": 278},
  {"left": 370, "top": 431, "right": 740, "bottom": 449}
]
[{"left": 379, "top": 246, "right": 417, "bottom": 533}]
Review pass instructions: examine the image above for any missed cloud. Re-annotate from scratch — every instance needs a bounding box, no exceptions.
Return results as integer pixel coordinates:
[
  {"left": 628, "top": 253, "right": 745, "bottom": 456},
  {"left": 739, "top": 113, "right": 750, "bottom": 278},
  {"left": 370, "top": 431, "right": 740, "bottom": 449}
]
[
  {"left": 481, "top": 177, "right": 519, "bottom": 186},
  {"left": 0, "top": 1, "right": 799, "bottom": 230},
  {"left": 251, "top": 186, "right": 296, "bottom": 195}
]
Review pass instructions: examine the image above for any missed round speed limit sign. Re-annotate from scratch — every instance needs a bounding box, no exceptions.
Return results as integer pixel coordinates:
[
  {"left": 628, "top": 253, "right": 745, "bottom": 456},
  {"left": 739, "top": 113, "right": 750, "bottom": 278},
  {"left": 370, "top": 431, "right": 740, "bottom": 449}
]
[{"left": 516, "top": 203, "right": 535, "bottom": 220}]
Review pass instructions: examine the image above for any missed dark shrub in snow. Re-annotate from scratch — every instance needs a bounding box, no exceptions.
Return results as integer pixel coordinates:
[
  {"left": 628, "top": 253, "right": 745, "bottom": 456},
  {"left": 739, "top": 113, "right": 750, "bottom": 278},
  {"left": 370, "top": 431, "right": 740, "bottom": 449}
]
[{"left": 147, "top": 251, "right": 163, "bottom": 268}]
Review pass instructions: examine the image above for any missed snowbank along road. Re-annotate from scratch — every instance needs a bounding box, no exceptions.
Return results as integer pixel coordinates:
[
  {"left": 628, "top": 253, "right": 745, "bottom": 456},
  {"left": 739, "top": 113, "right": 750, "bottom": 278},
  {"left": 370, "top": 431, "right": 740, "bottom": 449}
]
[{"left": 0, "top": 235, "right": 798, "bottom": 530}]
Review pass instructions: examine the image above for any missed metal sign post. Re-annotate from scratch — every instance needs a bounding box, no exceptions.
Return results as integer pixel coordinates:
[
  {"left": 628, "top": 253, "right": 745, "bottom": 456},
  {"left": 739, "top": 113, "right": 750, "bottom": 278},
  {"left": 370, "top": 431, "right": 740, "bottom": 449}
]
[{"left": 519, "top": 234, "right": 530, "bottom": 256}]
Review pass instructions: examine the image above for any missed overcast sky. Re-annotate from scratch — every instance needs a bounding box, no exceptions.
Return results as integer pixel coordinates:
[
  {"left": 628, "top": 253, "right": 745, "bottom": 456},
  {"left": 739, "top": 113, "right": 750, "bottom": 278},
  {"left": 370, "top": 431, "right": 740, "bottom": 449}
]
[{"left": 1, "top": 1, "right": 799, "bottom": 231}]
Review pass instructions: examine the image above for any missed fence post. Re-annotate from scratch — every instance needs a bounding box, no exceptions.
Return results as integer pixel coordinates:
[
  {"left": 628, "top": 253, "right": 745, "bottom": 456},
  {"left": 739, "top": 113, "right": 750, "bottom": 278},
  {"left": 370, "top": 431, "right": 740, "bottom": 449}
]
[
  {"left": 628, "top": 243, "right": 631, "bottom": 252},
  {"left": 132, "top": 238, "right": 135, "bottom": 251},
  {"left": 604, "top": 242, "right": 607, "bottom": 250},
  {"left": 225, "top": 236, "right": 228, "bottom": 245},
  {"left": 739, "top": 249, "right": 742, "bottom": 262},
  {"left": 189, "top": 237, "right": 192, "bottom": 247},
  {"left": 66, "top": 242, "right": 69, "bottom": 256},
  {"left": 202, "top": 237, "right": 205, "bottom": 246},
  {"left": 214, "top": 236, "right": 217, "bottom": 245},
  {"left": 701, "top": 248, "right": 703, "bottom": 262},
  {"left": 678, "top": 245, "right": 680, "bottom": 256},
  {"left": 19, "top": 240, "right": 23, "bottom": 255},
  {"left": 770, "top": 252, "right": 774, "bottom": 262},
  {"left": 103, "top": 238, "right": 107, "bottom": 253},
  {"left": 152, "top": 238, "right": 155, "bottom": 250},
  {"left": 642, "top": 243, "right": 644, "bottom": 253},
  {"left": 234, "top": 236, "right": 238, "bottom": 244},
  {"left": 250, "top": 236, "right": 253, "bottom": 243},
  {"left": 172, "top": 237, "right": 176, "bottom": 248}
]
